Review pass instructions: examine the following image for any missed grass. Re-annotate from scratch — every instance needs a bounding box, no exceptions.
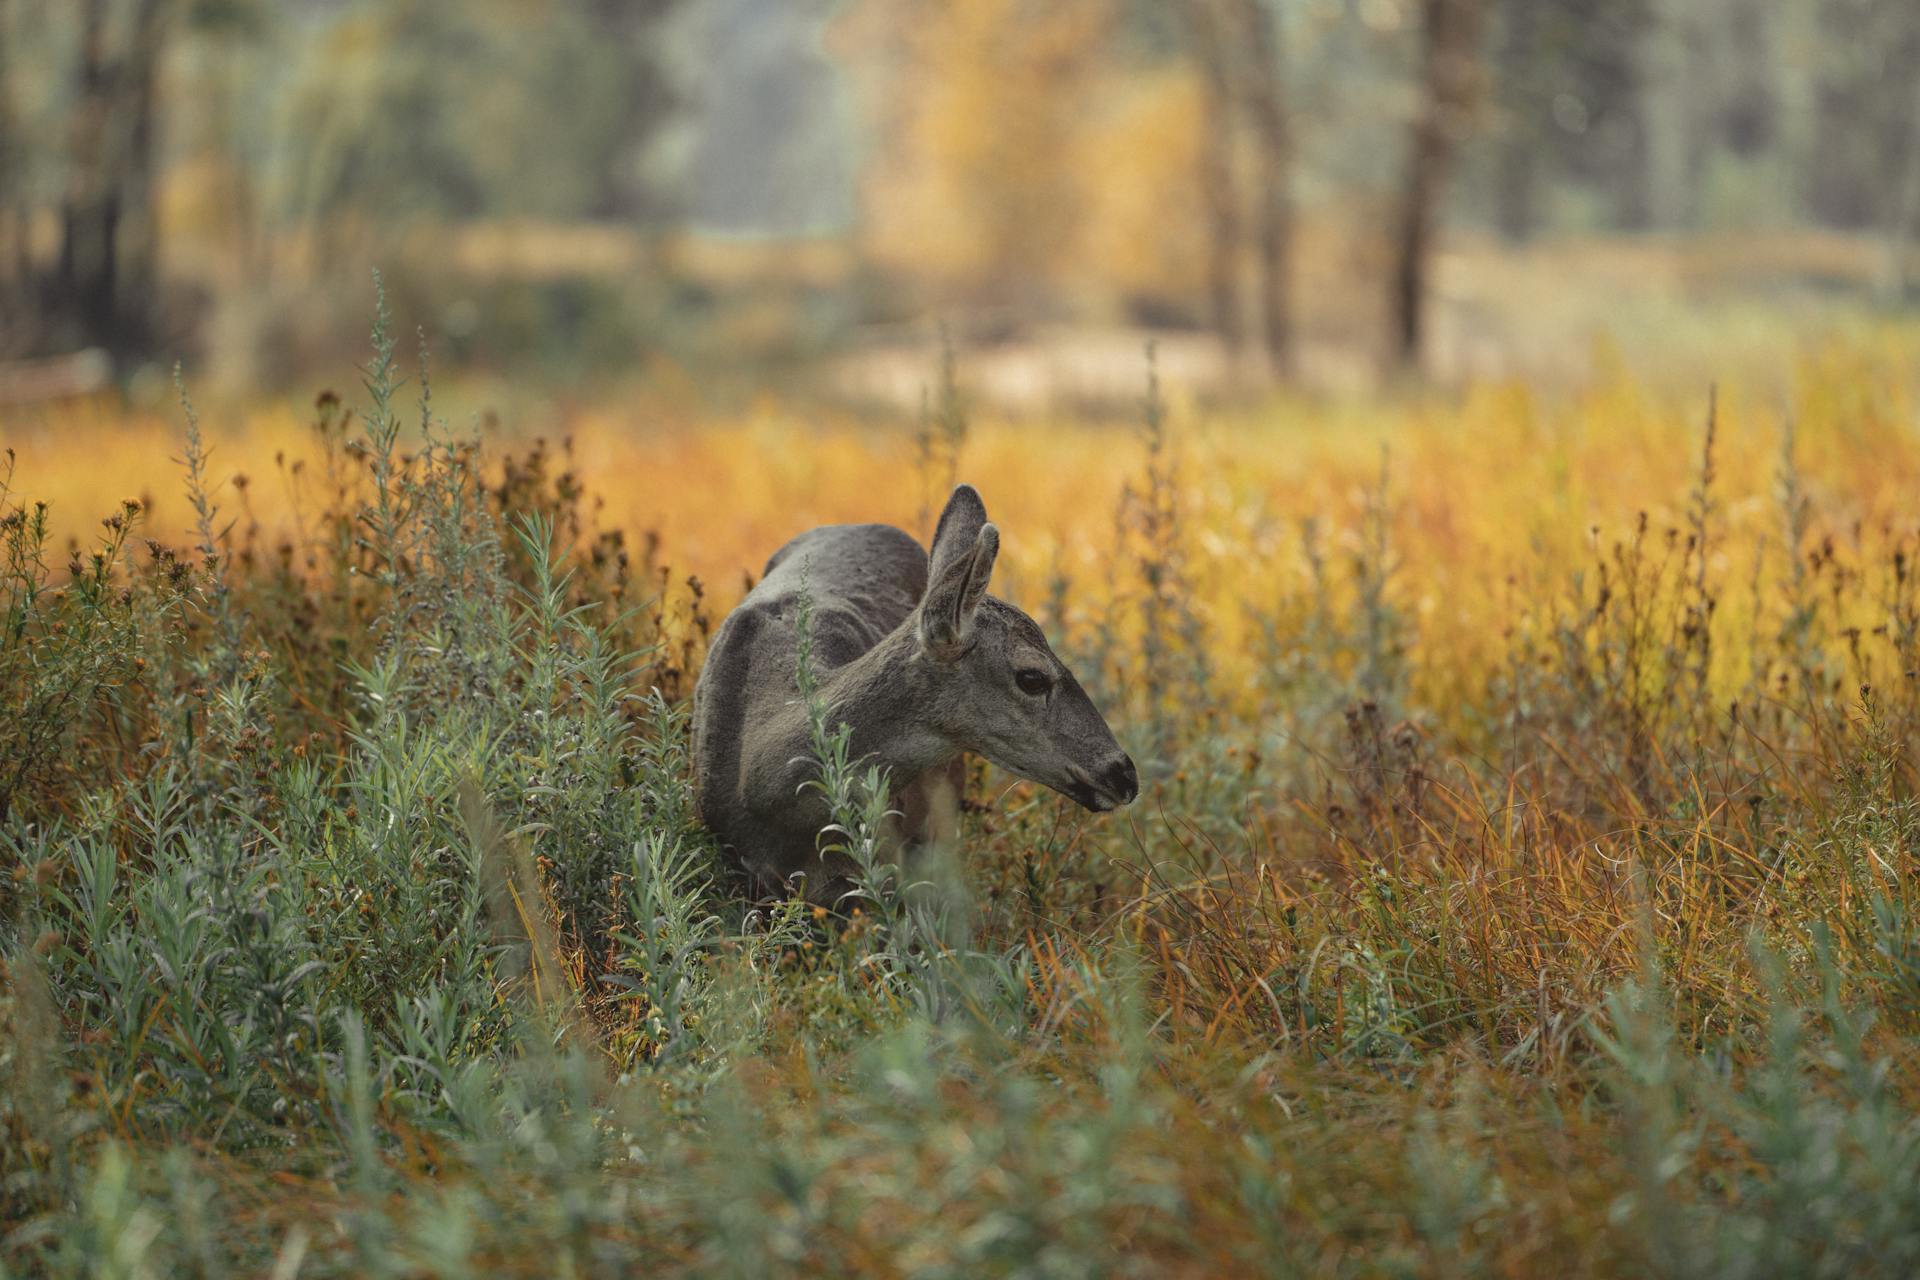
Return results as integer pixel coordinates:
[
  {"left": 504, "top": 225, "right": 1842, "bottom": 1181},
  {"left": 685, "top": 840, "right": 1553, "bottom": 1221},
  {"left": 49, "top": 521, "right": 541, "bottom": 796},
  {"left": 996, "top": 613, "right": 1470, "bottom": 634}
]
[{"left": 2, "top": 298, "right": 1920, "bottom": 1276}]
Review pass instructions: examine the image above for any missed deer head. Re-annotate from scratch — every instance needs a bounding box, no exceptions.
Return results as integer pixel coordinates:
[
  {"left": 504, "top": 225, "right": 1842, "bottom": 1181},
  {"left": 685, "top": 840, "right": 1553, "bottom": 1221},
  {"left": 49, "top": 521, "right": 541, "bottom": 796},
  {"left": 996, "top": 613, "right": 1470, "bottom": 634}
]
[{"left": 913, "top": 484, "right": 1138, "bottom": 812}]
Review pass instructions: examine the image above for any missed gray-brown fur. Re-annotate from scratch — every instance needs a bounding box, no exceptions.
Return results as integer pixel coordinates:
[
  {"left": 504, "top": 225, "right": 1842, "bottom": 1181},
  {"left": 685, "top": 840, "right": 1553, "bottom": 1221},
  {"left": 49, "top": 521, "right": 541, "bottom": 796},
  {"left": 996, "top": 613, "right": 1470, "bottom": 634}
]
[{"left": 692, "top": 484, "right": 1137, "bottom": 903}]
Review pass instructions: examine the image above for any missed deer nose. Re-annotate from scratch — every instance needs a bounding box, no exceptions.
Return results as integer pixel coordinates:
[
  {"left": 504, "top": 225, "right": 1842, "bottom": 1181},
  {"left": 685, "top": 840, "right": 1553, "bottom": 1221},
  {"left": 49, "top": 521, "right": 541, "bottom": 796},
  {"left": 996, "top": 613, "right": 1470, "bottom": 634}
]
[{"left": 1102, "top": 754, "right": 1139, "bottom": 805}]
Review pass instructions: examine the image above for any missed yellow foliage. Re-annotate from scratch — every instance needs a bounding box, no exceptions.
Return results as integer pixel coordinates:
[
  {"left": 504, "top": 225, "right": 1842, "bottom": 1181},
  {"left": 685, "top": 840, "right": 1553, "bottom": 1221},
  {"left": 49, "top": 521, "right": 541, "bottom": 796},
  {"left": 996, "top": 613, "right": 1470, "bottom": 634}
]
[
  {"left": 1071, "top": 68, "right": 1210, "bottom": 312},
  {"left": 846, "top": 0, "right": 1113, "bottom": 303}
]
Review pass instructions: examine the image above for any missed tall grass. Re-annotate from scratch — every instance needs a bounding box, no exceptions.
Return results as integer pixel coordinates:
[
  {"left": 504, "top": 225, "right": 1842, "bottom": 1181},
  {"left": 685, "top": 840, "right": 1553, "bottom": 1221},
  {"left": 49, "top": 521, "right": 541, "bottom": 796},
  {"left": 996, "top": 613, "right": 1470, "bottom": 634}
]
[{"left": 2, "top": 303, "right": 1919, "bottom": 1275}]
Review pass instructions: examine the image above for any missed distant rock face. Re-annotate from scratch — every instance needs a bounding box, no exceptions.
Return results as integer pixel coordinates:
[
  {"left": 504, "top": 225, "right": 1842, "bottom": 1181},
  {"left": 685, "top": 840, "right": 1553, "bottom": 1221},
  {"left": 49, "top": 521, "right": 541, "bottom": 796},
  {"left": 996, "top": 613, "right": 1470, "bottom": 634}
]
[{"left": 682, "top": 0, "right": 855, "bottom": 235}]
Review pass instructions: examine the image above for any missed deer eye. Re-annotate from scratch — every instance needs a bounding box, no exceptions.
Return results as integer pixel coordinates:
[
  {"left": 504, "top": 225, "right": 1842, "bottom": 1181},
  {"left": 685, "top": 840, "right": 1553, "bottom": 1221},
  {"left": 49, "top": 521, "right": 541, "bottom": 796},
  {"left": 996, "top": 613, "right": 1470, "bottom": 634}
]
[{"left": 1015, "top": 668, "right": 1051, "bottom": 697}]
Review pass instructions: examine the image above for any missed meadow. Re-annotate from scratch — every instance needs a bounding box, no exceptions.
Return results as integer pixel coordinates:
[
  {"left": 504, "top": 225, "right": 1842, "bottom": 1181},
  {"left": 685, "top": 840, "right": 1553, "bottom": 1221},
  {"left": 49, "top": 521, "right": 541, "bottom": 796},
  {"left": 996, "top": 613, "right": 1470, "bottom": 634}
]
[{"left": 4, "top": 303, "right": 1920, "bottom": 1277}]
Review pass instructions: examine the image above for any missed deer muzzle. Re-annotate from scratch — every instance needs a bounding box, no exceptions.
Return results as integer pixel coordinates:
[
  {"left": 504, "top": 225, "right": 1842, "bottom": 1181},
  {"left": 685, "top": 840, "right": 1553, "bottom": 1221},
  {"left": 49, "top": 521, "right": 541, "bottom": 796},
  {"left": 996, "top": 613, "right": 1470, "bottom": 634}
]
[{"left": 1066, "top": 754, "right": 1139, "bottom": 811}]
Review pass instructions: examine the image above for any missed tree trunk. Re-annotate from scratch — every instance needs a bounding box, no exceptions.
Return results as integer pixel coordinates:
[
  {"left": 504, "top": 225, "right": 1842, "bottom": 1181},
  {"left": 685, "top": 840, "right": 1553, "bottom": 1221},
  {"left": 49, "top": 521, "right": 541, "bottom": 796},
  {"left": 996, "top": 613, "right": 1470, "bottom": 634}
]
[
  {"left": 1186, "top": 0, "right": 1244, "bottom": 362},
  {"left": 0, "top": 0, "right": 24, "bottom": 329},
  {"left": 0, "top": 87, "right": 25, "bottom": 355},
  {"left": 54, "top": 0, "right": 171, "bottom": 359},
  {"left": 1232, "top": 0, "right": 1294, "bottom": 379},
  {"left": 1389, "top": 0, "right": 1485, "bottom": 374},
  {"left": 58, "top": 0, "right": 117, "bottom": 351},
  {"left": 117, "top": 0, "right": 170, "bottom": 340}
]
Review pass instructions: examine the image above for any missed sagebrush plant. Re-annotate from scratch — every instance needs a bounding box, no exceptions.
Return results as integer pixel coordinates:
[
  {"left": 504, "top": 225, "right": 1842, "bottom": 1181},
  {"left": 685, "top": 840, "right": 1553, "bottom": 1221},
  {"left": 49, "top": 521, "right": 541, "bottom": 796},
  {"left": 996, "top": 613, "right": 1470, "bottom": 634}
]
[
  {"left": 0, "top": 451, "right": 188, "bottom": 832},
  {"left": 2, "top": 294, "right": 1920, "bottom": 1276}
]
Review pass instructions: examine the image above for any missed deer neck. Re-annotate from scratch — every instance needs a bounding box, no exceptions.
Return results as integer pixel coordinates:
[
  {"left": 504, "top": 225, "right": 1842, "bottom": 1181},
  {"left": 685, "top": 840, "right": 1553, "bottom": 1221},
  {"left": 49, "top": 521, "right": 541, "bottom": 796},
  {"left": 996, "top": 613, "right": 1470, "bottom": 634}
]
[{"left": 812, "top": 624, "right": 954, "bottom": 784}]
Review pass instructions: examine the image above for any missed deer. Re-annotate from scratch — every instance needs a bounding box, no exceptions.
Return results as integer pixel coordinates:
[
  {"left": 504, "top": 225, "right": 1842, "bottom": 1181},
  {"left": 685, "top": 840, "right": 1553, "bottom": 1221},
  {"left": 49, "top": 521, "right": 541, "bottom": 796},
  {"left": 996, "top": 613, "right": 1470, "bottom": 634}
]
[{"left": 691, "top": 483, "right": 1138, "bottom": 904}]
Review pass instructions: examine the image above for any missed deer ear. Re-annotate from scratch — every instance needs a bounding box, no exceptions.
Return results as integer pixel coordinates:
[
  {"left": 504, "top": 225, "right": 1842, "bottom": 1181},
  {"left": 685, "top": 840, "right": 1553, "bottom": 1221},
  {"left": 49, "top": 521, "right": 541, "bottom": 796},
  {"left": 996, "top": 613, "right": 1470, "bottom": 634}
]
[
  {"left": 927, "top": 484, "right": 988, "bottom": 581},
  {"left": 919, "top": 522, "right": 998, "bottom": 658}
]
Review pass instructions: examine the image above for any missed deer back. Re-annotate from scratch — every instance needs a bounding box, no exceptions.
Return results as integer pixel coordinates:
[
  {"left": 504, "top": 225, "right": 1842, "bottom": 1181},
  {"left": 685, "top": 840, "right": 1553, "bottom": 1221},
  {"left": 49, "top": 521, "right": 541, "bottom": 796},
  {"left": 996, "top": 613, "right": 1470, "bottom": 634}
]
[{"left": 691, "top": 522, "right": 926, "bottom": 859}]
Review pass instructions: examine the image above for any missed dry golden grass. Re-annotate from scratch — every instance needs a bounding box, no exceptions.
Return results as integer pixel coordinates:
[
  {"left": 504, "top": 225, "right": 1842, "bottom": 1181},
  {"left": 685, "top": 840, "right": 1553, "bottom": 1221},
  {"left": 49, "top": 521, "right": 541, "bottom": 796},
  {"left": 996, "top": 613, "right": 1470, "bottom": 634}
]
[{"left": 9, "top": 325, "right": 1917, "bottom": 717}]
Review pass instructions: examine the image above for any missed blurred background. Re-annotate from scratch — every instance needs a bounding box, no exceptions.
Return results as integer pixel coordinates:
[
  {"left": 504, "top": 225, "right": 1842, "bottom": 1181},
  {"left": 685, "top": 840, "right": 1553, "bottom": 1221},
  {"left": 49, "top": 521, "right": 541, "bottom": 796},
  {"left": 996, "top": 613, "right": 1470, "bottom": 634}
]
[{"left": 0, "top": 0, "right": 1918, "bottom": 411}]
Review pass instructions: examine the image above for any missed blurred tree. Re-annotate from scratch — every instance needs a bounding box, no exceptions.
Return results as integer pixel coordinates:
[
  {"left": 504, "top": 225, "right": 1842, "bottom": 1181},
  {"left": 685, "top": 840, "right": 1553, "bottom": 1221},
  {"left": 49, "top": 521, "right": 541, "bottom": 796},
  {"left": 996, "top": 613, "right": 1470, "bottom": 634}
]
[
  {"left": 1489, "top": 0, "right": 1540, "bottom": 241},
  {"left": 0, "top": 0, "right": 22, "bottom": 302},
  {"left": 1185, "top": 0, "right": 1243, "bottom": 357},
  {"left": 1895, "top": 89, "right": 1920, "bottom": 296},
  {"left": 1180, "top": 0, "right": 1293, "bottom": 377},
  {"left": 685, "top": 0, "right": 852, "bottom": 234},
  {"left": 54, "top": 0, "right": 177, "bottom": 360},
  {"left": 1390, "top": 0, "right": 1486, "bottom": 373},
  {"left": 1235, "top": 0, "right": 1293, "bottom": 378},
  {"left": 278, "top": 0, "right": 682, "bottom": 254},
  {"left": 1072, "top": 67, "right": 1211, "bottom": 323},
  {"left": 838, "top": 0, "right": 1110, "bottom": 315},
  {"left": 7, "top": 0, "right": 1916, "bottom": 386},
  {"left": 1804, "top": 0, "right": 1920, "bottom": 283},
  {"left": 580, "top": 0, "right": 683, "bottom": 221},
  {"left": 176, "top": 0, "right": 273, "bottom": 280},
  {"left": 4, "top": 0, "right": 264, "bottom": 361},
  {"left": 1488, "top": 0, "right": 1652, "bottom": 240}
]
